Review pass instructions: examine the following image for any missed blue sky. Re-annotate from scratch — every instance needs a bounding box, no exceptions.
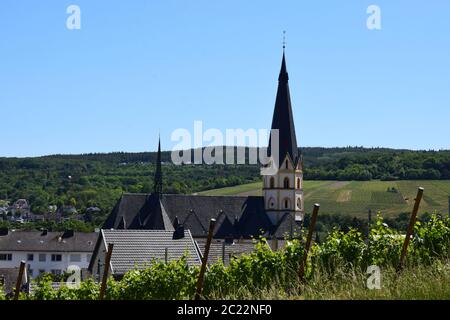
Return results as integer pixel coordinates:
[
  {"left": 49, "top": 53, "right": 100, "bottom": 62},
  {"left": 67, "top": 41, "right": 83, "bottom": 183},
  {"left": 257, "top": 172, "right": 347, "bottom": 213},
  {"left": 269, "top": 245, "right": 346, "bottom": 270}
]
[{"left": 0, "top": 0, "right": 449, "bottom": 157}]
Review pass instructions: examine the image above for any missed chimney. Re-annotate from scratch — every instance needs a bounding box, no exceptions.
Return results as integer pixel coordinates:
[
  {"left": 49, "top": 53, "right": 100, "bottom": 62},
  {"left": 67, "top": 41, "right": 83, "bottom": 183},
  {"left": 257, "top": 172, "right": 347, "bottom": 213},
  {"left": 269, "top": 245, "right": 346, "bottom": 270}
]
[
  {"left": 172, "top": 224, "right": 185, "bottom": 240},
  {"left": 62, "top": 229, "right": 74, "bottom": 238},
  {"left": 173, "top": 216, "right": 179, "bottom": 229},
  {"left": 0, "top": 227, "right": 8, "bottom": 236}
]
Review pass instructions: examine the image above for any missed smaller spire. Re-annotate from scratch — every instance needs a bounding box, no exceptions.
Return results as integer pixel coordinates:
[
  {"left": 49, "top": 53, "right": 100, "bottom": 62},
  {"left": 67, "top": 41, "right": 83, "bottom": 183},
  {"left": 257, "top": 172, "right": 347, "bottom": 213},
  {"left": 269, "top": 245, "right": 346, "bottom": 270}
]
[{"left": 153, "top": 137, "right": 163, "bottom": 195}]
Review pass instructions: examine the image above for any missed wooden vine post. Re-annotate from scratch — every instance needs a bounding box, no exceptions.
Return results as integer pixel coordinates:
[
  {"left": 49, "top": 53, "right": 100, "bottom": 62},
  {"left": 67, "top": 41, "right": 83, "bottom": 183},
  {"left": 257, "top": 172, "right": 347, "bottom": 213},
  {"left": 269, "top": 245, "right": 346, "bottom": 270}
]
[
  {"left": 298, "top": 204, "right": 320, "bottom": 282},
  {"left": 397, "top": 187, "right": 424, "bottom": 273},
  {"left": 13, "top": 260, "right": 26, "bottom": 300},
  {"left": 99, "top": 243, "right": 114, "bottom": 300},
  {"left": 195, "top": 218, "right": 216, "bottom": 300}
]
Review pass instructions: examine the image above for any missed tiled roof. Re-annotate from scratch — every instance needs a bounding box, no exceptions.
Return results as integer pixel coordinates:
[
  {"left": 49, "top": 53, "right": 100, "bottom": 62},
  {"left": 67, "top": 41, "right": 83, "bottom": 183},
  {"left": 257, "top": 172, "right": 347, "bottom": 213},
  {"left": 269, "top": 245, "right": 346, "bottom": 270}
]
[
  {"left": 195, "top": 238, "right": 258, "bottom": 266},
  {"left": 0, "top": 231, "right": 98, "bottom": 252},
  {"left": 102, "top": 229, "right": 202, "bottom": 275}
]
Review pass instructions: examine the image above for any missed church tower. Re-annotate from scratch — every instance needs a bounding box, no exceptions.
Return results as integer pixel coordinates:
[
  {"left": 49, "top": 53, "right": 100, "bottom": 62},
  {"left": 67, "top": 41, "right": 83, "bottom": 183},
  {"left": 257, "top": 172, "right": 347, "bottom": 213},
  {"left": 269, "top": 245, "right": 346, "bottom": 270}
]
[{"left": 263, "top": 50, "right": 304, "bottom": 224}]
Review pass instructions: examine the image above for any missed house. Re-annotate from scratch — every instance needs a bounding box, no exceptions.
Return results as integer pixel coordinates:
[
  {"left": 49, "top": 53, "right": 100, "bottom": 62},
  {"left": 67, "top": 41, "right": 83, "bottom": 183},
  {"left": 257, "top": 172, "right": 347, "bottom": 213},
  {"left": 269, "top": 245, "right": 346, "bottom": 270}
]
[
  {"left": 88, "top": 228, "right": 202, "bottom": 280},
  {"left": 102, "top": 51, "right": 304, "bottom": 244},
  {"left": 0, "top": 228, "right": 98, "bottom": 279}
]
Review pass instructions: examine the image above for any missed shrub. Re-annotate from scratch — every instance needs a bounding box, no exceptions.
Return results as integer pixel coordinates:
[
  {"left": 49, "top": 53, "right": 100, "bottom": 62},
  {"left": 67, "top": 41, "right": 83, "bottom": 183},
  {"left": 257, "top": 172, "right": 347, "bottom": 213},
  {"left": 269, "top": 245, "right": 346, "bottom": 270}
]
[{"left": 20, "top": 213, "right": 450, "bottom": 300}]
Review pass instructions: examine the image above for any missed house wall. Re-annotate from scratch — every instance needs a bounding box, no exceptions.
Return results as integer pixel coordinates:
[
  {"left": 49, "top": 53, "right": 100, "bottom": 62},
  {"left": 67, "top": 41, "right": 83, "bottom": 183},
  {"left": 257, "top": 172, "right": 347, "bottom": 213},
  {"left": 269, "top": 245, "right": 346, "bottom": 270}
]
[
  {"left": 0, "top": 251, "right": 92, "bottom": 278},
  {"left": 89, "top": 240, "right": 107, "bottom": 282}
]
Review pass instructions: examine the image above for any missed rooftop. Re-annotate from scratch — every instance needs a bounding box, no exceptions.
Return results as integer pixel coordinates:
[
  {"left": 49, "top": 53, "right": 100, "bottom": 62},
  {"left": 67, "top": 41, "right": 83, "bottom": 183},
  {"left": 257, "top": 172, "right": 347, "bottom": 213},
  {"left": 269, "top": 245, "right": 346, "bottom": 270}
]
[
  {"left": 0, "top": 230, "right": 98, "bottom": 252},
  {"left": 99, "top": 229, "right": 202, "bottom": 275}
]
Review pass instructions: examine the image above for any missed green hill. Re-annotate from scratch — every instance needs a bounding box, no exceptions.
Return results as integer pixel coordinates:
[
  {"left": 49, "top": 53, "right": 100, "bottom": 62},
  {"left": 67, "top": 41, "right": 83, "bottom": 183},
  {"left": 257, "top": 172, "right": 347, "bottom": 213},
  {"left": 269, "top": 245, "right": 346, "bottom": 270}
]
[{"left": 198, "top": 180, "right": 450, "bottom": 217}]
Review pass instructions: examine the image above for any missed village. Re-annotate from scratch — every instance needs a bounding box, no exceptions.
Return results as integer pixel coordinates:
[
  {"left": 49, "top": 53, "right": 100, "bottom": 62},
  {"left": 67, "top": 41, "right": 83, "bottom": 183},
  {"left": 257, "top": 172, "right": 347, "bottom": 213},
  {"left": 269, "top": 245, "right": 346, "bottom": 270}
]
[{"left": 1, "top": 51, "right": 303, "bottom": 296}]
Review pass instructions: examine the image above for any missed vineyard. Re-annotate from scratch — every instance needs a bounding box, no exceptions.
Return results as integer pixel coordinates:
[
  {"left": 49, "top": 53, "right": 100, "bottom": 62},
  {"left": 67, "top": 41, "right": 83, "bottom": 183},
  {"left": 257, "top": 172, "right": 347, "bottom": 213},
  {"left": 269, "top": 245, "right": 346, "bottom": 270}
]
[
  {"left": 2, "top": 213, "right": 450, "bottom": 300},
  {"left": 199, "top": 180, "right": 450, "bottom": 217}
]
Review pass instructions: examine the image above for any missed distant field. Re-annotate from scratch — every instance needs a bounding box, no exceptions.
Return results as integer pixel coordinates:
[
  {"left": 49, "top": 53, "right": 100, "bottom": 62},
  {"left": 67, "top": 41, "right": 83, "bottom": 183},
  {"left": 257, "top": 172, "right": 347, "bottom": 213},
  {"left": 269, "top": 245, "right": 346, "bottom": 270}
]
[{"left": 198, "top": 180, "right": 450, "bottom": 217}]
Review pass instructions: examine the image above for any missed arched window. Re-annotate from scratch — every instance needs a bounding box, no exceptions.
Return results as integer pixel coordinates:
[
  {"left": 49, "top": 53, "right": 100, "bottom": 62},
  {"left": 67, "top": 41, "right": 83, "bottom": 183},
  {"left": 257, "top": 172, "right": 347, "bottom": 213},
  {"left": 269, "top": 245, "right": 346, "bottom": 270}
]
[
  {"left": 268, "top": 198, "right": 275, "bottom": 208},
  {"left": 284, "top": 199, "right": 289, "bottom": 209},
  {"left": 297, "top": 198, "right": 302, "bottom": 210},
  {"left": 296, "top": 178, "right": 301, "bottom": 189},
  {"left": 285, "top": 160, "right": 289, "bottom": 169},
  {"left": 269, "top": 177, "right": 275, "bottom": 189},
  {"left": 283, "top": 177, "right": 290, "bottom": 189}
]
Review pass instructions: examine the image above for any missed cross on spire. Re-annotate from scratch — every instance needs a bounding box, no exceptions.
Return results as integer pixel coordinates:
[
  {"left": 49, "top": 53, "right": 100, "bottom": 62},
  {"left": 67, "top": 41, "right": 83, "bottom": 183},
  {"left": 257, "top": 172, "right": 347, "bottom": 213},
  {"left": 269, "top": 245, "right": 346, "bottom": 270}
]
[{"left": 282, "top": 30, "right": 286, "bottom": 51}]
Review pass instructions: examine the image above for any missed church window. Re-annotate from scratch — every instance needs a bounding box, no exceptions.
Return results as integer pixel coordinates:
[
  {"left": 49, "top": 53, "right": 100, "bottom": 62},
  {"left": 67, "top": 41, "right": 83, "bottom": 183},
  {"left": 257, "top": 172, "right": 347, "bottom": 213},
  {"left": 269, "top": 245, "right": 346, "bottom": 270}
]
[
  {"left": 284, "top": 199, "right": 289, "bottom": 209},
  {"left": 297, "top": 178, "right": 300, "bottom": 189},
  {"left": 268, "top": 198, "right": 275, "bottom": 208},
  {"left": 270, "top": 177, "right": 275, "bottom": 189},
  {"left": 283, "top": 177, "right": 289, "bottom": 189},
  {"left": 285, "top": 160, "right": 288, "bottom": 169},
  {"left": 297, "top": 198, "right": 302, "bottom": 209}
]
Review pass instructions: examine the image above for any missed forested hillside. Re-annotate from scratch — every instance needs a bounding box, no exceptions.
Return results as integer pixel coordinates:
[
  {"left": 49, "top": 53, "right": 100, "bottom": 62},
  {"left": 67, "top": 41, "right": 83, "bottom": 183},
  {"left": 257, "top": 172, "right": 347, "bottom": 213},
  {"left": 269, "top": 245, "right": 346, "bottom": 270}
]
[{"left": 1, "top": 147, "right": 449, "bottom": 222}]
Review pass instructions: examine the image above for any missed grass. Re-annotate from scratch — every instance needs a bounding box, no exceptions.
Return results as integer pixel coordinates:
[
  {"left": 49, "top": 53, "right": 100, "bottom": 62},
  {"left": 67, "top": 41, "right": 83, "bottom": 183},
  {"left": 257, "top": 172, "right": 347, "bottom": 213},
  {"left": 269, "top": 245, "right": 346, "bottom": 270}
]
[
  {"left": 198, "top": 180, "right": 450, "bottom": 217},
  {"left": 207, "top": 262, "right": 450, "bottom": 300}
]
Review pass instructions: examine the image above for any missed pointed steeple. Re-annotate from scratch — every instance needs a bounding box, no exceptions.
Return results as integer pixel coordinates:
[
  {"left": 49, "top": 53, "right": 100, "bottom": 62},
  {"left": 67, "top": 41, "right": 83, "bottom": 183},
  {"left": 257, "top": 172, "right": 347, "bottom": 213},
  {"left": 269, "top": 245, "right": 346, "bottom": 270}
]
[
  {"left": 153, "top": 137, "right": 163, "bottom": 195},
  {"left": 268, "top": 50, "right": 299, "bottom": 168}
]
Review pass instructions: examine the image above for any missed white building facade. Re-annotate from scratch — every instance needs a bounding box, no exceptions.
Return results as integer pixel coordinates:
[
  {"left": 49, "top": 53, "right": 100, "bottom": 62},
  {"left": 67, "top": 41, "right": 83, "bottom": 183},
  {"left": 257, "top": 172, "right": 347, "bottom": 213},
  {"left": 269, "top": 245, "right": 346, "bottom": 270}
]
[{"left": 0, "top": 229, "right": 97, "bottom": 278}]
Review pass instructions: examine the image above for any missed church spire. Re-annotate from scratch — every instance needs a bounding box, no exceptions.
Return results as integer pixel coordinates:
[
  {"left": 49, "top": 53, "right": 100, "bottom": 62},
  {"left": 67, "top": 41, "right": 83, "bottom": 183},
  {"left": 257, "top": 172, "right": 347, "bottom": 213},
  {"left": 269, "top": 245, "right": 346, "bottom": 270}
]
[
  {"left": 153, "top": 137, "right": 163, "bottom": 195},
  {"left": 268, "top": 49, "right": 299, "bottom": 168}
]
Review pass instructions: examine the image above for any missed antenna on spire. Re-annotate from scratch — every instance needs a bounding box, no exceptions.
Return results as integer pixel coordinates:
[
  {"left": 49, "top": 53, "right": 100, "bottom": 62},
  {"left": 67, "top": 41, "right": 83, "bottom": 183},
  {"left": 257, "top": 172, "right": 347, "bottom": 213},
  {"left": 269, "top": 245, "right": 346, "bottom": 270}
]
[{"left": 282, "top": 30, "right": 286, "bottom": 51}]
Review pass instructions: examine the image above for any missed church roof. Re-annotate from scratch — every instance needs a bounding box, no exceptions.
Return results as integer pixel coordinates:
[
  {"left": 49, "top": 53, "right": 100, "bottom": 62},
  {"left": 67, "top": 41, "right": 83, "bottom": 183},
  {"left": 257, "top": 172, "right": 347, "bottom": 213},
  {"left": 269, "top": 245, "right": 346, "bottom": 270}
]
[
  {"left": 103, "top": 194, "right": 276, "bottom": 239},
  {"left": 268, "top": 52, "right": 299, "bottom": 167}
]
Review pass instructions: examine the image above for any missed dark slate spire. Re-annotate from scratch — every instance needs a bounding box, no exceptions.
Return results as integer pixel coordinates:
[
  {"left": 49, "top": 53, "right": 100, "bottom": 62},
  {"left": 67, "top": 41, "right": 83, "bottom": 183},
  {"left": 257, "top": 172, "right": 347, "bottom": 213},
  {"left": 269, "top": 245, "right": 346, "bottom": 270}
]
[
  {"left": 153, "top": 137, "right": 163, "bottom": 195},
  {"left": 268, "top": 51, "right": 299, "bottom": 167}
]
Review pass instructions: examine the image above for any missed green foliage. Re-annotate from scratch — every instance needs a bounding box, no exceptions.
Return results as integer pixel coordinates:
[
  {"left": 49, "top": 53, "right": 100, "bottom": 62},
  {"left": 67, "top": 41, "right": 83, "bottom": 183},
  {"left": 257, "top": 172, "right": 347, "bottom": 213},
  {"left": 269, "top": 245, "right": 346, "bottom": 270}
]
[
  {"left": 11, "top": 213, "right": 450, "bottom": 300},
  {"left": 114, "top": 257, "right": 198, "bottom": 299},
  {"left": 365, "top": 214, "right": 403, "bottom": 266},
  {"left": 317, "top": 229, "right": 366, "bottom": 270},
  {"left": 0, "top": 285, "right": 5, "bottom": 300},
  {"left": 412, "top": 213, "right": 450, "bottom": 262}
]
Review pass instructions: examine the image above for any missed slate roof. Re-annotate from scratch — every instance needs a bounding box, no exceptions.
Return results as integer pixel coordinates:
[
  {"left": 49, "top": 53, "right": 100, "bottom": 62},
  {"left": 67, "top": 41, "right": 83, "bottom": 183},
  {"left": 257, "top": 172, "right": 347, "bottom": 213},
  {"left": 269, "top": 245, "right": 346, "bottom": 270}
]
[
  {"left": 103, "top": 194, "right": 275, "bottom": 239},
  {"left": 0, "top": 231, "right": 98, "bottom": 252},
  {"left": 272, "top": 213, "right": 303, "bottom": 238},
  {"left": 100, "top": 229, "right": 202, "bottom": 275},
  {"left": 103, "top": 193, "right": 174, "bottom": 231},
  {"left": 268, "top": 52, "right": 300, "bottom": 167}
]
